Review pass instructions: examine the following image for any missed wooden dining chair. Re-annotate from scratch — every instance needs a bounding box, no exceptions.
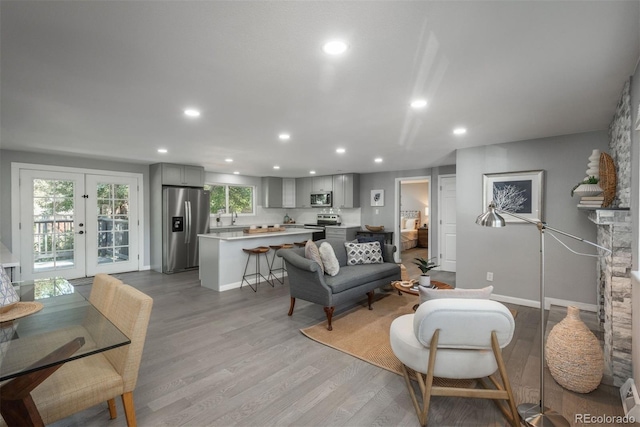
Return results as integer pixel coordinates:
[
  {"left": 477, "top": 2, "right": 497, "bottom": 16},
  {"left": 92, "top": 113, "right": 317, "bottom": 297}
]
[{"left": 9, "top": 284, "right": 153, "bottom": 427}]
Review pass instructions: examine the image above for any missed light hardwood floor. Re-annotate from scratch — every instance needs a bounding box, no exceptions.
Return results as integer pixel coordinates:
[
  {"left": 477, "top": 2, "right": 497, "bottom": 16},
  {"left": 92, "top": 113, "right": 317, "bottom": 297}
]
[{"left": 52, "top": 269, "right": 624, "bottom": 427}]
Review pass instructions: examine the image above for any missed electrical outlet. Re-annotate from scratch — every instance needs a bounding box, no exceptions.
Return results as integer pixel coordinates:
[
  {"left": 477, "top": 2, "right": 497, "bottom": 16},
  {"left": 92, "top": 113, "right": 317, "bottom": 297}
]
[
  {"left": 486, "top": 272, "right": 494, "bottom": 281},
  {"left": 375, "top": 209, "right": 379, "bottom": 215}
]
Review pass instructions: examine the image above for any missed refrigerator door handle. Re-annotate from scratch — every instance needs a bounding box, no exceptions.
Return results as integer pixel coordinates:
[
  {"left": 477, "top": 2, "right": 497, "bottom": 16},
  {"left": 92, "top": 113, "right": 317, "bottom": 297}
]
[{"left": 185, "top": 200, "right": 191, "bottom": 244}]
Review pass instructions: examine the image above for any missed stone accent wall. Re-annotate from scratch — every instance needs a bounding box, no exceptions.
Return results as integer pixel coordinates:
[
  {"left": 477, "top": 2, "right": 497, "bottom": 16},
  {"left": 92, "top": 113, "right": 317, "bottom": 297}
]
[
  {"left": 608, "top": 78, "right": 631, "bottom": 208},
  {"left": 589, "top": 209, "right": 632, "bottom": 386}
]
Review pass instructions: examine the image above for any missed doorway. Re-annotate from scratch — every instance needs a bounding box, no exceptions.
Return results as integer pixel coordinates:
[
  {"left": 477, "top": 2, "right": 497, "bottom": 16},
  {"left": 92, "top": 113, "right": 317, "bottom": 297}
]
[
  {"left": 13, "top": 164, "right": 143, "bottom": 280},
  {"left": 394, "top": 176, "right": 431, "bottom": 263}
]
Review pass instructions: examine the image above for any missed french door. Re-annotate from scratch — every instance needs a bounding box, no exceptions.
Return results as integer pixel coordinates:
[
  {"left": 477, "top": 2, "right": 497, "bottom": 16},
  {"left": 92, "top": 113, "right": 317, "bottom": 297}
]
[
  {"left": 19, "top": 169, "right": 139, "bottom": 280},
  {"left": 85, "top": 175, "right": 139, "bottom": 276}
]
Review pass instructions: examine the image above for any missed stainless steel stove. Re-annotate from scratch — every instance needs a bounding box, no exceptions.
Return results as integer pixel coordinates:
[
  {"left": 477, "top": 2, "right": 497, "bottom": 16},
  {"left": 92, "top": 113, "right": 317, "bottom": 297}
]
[{"left": 303, "top": 214, "right": 341, "bottom": 240}]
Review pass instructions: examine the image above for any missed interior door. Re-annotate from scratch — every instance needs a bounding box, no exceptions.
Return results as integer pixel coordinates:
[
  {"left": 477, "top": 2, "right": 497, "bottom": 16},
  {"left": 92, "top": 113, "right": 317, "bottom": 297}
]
[
  {"left": 85, "top": 175, "right": 139, "bottom": 276},
  {"left": 20, "top": 169, "right": 86, "bottom": 280},
  {"left": 439, "top": 175, "right": 457, "bottom": 272}
]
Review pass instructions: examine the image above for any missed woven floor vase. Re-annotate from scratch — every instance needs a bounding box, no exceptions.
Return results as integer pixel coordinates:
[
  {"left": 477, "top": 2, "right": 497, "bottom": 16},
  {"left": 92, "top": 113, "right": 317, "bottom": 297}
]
[{"left": 545, "top": 306, "right": 603, "bottom": 393}]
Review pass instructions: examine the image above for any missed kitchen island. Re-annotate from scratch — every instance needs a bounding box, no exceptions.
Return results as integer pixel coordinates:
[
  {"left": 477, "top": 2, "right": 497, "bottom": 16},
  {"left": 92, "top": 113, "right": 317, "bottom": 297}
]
[{"left": 198, "top": 228, "right": 313, "bottom": 291}]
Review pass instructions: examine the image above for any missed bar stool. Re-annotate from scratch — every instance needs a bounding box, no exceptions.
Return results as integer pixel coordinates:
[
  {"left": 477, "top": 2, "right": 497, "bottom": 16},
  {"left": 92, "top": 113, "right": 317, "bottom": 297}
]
[
  {"left": 294, "top": 241, "right": 308, "bottom": 248},
  {"left": 268, "top": 243, "right": 293, "bottom": 284},
  {"left": 241, "top": 246, "right": 272, "bottom": 292}
]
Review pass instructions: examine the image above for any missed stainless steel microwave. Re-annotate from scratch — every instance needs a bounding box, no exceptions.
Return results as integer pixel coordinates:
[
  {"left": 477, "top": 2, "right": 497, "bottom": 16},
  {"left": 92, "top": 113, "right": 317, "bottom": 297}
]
[{"left": 310, "top": 191, "right": 332, "bottom": 207}]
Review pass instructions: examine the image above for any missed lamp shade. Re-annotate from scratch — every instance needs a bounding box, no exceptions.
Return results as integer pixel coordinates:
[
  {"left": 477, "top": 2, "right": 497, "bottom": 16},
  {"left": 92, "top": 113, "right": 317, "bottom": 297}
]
[{"left": 476, "top": 204, "right": 506, "bottom": 227}]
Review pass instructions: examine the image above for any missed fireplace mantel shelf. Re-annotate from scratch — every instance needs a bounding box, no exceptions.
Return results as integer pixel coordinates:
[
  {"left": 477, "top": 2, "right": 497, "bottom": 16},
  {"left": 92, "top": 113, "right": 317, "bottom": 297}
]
[{"left": 584, "top": 208, "right": 631, "bottom": 226}]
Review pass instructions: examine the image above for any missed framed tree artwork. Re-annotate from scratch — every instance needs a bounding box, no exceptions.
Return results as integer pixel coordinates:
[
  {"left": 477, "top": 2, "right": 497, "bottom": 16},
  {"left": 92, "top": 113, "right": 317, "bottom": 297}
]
[{"left": 483, "top": 170, "right": 544, "bottom": 222}]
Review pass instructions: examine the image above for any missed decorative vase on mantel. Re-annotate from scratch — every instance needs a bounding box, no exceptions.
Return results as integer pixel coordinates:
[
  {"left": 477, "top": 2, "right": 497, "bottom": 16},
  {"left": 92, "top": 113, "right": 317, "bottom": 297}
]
[{"left": 545, "top": 306, "right": 604, "bottom": 393}]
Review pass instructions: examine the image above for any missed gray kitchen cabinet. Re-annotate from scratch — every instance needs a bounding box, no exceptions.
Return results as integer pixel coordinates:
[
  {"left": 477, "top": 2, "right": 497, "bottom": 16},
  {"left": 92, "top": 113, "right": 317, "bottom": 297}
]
[
  {"left": 157, "top": 163, "right": 205, "bottom": 187},
  {"left": 312, "top": 175, "right": 333, "bottom": 192},
  {"left": 332, "top": 173, "right": 360, "bottom": 208},
  {"left": 282, "top": 178, "right": 296, "bottom": 208},
  {"left": 296, "top": 177, "right": 312, "bottom": 208},
  {"left": 325, "top": 226, "right": 359, "bottom": 241},
  {"left": 262, "top": 176, "right": 283, "bottom": 208}
]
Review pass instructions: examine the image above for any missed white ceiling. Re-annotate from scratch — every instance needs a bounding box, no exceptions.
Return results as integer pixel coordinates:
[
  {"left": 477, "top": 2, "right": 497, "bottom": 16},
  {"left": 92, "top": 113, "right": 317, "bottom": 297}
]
[{"left": 2, "top": 1, "right": 639, "bottom": 178}]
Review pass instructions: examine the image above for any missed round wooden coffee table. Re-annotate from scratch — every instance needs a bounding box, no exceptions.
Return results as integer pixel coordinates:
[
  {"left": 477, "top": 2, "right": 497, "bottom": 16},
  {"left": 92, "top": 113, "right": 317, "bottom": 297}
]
[
  {"left": 393, "top": 280, "right": 454, "bottom": 311},
  {"left": 393, "top": 280, "right": 453, "bottom": 296}
]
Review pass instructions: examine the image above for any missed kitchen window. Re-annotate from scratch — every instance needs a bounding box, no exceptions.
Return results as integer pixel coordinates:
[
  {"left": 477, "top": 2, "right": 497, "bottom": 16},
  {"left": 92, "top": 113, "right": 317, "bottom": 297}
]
[{"left": 204, "top": 184, "right": 255, "bottom": 215}]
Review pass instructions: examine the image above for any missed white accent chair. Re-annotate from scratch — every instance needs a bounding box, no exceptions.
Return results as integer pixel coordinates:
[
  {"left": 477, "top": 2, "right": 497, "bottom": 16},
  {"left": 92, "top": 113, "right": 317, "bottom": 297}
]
[{"left": 390, "top": 298, "right": 518, "bottom": 426}]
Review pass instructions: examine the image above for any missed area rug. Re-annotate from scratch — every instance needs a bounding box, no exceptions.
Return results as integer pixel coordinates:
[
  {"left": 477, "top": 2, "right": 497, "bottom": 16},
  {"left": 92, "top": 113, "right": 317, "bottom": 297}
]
[{"left": 301, "top": 294, "right": 517, "bottom": 376}]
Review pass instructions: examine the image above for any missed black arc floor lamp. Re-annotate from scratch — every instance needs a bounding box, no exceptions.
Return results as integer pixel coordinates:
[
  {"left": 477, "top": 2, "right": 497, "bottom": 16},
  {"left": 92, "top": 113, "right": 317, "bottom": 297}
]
[{"left": 476, "top": 202, "right": 611, "bottom": 427}]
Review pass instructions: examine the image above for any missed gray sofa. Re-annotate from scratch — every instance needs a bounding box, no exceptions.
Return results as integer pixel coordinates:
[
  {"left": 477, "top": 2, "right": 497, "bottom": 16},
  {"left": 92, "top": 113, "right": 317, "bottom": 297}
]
[{"left": 277, "top": 239, "right": 401, "bottom": 330}]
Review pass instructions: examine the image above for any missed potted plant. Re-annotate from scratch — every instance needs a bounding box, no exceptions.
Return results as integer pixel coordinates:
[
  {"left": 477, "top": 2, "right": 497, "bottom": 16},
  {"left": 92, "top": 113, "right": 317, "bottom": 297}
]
[{"left": 413, "top": 257, "right": 438, "bottom": 287}]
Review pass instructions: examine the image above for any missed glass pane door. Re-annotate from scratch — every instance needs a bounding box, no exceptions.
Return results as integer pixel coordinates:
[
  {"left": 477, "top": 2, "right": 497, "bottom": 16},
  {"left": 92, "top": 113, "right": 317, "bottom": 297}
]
[
  {"left": 85, "top": 175, "right": 139, "bottom": 276},
  {"left": 20, "top": 170, "right": 86, "bottom": 280}
]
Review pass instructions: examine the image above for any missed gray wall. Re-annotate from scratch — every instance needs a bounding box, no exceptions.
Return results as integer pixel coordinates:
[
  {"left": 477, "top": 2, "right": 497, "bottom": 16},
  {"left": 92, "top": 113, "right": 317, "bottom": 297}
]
[
  {"left": 456, "top": 131, "right": 609, "bottom": 304},
  {"left": 359, "top": 165, "right": 456, "bottom": 260},
  {"left": 0, "top": 149, "right": 151, "bottom": 266},
  {"left": 400, "top": 181, "right": 428, "bottom": 214}
]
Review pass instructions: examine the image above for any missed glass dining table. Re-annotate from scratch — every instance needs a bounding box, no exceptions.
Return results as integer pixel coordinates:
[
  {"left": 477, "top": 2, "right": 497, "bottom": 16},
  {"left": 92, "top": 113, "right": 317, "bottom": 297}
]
[{"left": 0, "top": 277, "right": 131, "bottom": 426}]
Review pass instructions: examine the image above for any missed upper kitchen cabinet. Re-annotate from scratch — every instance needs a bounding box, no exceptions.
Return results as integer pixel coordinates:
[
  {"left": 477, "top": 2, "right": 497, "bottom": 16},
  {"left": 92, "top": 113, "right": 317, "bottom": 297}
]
[
  {"left": 282, "top": 178, "right": 296, "bottom": 208},
  {"left": 296, "top": 177, "right": 312, "bottom": 208},
  {"left": 262, "top": 177, "right": 283, "bottom": 208},
  {"left": 156, "top": 163, "right": 205, "bottom": 187},
  {"left": 312, "top": 175, "right": 333, "bottom": 192},
  {"left": 332, "top": 173, "right": 360, "bottom": 208}
]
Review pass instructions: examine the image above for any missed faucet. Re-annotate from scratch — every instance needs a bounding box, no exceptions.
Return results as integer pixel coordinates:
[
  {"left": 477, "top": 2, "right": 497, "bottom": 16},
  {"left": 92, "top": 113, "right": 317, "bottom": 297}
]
[{"left": 231, "top": 210, "right": 238, "bottom": 225}]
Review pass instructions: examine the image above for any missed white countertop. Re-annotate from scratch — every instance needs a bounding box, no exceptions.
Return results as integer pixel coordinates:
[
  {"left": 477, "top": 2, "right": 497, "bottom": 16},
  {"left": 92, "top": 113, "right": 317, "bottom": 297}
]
[
  {"left": 199, "top": 228, "right": 312, "bottom": 241},
  {"left": 0, "top": 243, "right": 20, "bottom": 267}
]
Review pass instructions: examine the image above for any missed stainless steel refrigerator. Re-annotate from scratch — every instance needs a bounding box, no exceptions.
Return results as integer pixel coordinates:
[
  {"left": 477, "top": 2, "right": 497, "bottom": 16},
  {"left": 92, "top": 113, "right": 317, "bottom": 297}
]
[{"left": 162, "top": 187, "right": 210, "bottom": 273}]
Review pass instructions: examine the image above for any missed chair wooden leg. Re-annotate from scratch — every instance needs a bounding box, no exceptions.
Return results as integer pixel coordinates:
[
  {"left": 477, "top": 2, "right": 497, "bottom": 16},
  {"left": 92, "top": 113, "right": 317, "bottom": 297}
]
[
  {"left": 121, "top": 392, "right": 137, "bottom": 427},
  {"left": 491, "top": 331, "right": 519, "bottom": 427},
  {"left": 367, "top": 290, "right": 374, "bottom": 310},
  {"left": 107, "top": 398, "right": 117, "bottom": 419},
  {"left": 420, "top": 329, "right": 439, "bottom": 425},
  {"left": 288, "top": 297, "right": 296, "bottom": 316},
  {"left": 324, "top": 306, "right": 335, "bottom": 331},
  {"left": 400, "top": 329, "right": 440, "bottom": 426}
]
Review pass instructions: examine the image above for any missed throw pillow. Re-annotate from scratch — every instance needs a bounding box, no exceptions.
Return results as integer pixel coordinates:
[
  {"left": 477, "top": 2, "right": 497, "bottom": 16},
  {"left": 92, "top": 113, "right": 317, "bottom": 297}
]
[
  {"left": 419, "top": 285, "right": 493, "bottom": 304},
  {"left": 344, "top": 241, "right": 383, "bottom": 265},
  {"left": 304, "top": 240, "right": 324, "bottom": 273},
  {"left": 319, "top": 242, "right": 340, "bottom": 276},
  {"left": 404, "top": 218, "right": 417, "bottom": 230},
  {"left": 356, "top": 235, "right": 388, "bottom": 261}
]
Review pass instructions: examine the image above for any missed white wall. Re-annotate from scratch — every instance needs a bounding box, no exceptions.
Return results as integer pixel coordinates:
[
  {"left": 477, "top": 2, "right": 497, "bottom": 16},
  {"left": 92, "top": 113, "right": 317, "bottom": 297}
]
[
  {"left": 456, "top": 131, "right": 609, "bottom": 305},
  {"left": 400, "top": 181, "right": 429, "bottom": 226}
]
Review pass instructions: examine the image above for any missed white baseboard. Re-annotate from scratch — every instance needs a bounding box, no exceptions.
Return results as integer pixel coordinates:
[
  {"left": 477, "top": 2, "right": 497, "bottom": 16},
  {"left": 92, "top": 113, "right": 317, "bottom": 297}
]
[
  {"left": 141, "top": 265, "right": 151, "bottom": 271},
  {"left": 492, "top": 293, "right": 598, "bottom": 312}
]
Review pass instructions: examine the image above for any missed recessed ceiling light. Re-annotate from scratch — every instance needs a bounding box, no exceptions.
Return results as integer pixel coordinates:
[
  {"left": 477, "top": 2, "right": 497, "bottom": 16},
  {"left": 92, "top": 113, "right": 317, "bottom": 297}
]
[
  {"left": 157, "top": 148, "right": 168, "bottom": 154},
  {"left": 374, "top": 157, "right": 383, "bottom": 163},
  {"left": 183, "top": 108, "right": 201, "bottom": 118},
  {"left": 453, "top": 127, "right": 467, "bottom": 135},
  {"left": 323, "top": 40, "right": 348, "bottom": 55},
  {"left": 225, "top": 158, "right": 233, "bottom": 163},
  {"left": 273, "top": 165, "right": 280, "bottom": 170},
  {"left": 233, "top": 171, "right": 239, "bottom": 175},
  {"left": 310, "top": 170, "right": 316, "bottom": 175},
  {"left": 336, "top": 148, "right": 346, "bottom": 154},
  {"left": 279, "top": 133, "right": 291, "bottom": 141},
  {"left": 410, "top": 99, "right": 428, "bottom": 109}
]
